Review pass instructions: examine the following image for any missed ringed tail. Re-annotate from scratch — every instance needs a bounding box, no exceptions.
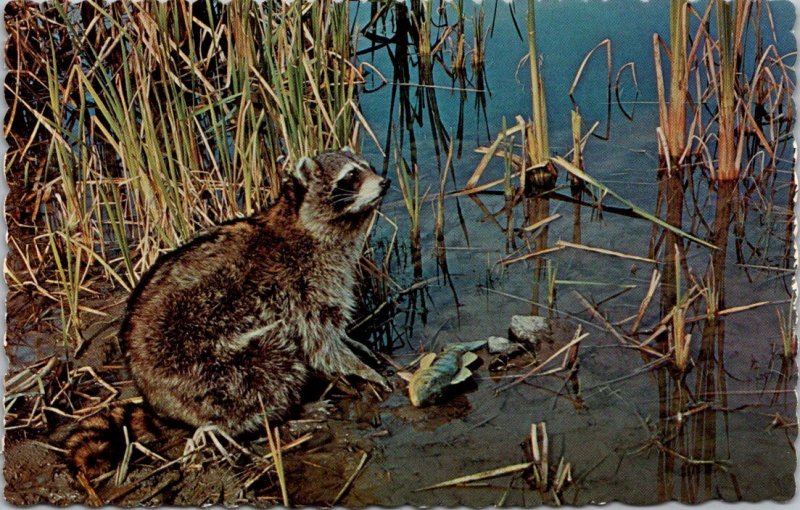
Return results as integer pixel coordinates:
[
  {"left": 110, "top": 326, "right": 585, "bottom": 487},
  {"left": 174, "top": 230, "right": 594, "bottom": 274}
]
[{"left": 65, "top": 402, "right": 161, "bottom": 480}]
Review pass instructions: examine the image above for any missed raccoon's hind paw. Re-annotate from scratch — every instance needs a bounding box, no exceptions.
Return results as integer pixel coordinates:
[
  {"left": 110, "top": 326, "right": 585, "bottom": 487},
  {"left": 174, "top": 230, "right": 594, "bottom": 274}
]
[
  {"left": 300, "top": 399, "right": 334, "bottom": 419},
  {"left": 183, "top": 424, "right": 253, "bottom": 464}
]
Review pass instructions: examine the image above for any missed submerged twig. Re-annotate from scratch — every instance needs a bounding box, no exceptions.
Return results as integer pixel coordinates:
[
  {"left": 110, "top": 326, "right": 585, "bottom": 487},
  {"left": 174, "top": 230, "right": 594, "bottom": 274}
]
[{"left": 331, "top": 451, "right": 370, "bottom": 506}]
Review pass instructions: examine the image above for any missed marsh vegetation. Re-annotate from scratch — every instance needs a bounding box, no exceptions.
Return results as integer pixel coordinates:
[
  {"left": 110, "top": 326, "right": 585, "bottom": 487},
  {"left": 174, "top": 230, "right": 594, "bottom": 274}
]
[{"left": 4, "top": 0, "right": 796, "bottom": 506}]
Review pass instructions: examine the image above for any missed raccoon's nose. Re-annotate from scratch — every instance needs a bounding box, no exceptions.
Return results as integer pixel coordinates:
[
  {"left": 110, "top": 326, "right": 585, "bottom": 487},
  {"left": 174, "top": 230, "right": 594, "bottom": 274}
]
[{"left": 379, "top": 179, "right": 391, "bottom": 196}]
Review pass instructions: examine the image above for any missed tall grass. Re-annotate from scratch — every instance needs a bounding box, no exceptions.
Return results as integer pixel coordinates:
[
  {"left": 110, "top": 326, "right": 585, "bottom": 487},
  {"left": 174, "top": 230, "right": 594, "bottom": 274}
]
[{"left": 5, "top": 0, "right": 366, "bottom": 349}]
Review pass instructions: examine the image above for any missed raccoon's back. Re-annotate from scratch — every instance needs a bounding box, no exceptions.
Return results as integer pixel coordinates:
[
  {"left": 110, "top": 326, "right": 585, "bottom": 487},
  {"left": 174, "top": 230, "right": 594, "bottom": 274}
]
[
  {"left": 65, "top": 402, "right": 161, "bottom": 480},
  {"left": 120, "top": 214, "right": 304, "bottom": 352}
]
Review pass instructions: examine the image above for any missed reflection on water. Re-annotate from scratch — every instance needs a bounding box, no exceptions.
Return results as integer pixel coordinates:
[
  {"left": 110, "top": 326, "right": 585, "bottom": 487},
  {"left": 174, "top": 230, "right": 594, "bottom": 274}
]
[
  {"left": 352, "top": 0, "right": 796, "bottom": 505},
  {"left": 523, "top": 192, "right": 551, "bottom": 317}
]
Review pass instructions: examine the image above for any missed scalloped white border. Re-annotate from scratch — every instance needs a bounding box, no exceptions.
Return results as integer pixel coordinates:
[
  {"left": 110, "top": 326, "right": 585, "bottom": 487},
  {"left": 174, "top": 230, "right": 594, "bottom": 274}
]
[{"left": 0, "top": 2, "right": 796, "bottom": 510}]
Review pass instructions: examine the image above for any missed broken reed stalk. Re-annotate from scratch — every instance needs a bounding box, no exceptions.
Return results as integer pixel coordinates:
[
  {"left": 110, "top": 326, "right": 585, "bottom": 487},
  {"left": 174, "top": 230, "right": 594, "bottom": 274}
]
[
  {"left": 568, "top": 38, "right": 612, "bottom": 140},
  {"left": 530, "top": 422, "right": 548, "bottom": 491},
  {"left": 670, "top": 245, "right": 691, "bottom": 371},
  {"left": 464, "top": 119, "right": 526, "bottom": 189},
  {"left": 331, "top": 451, "right": 369, "bottom": 506},
  {"left": 667, "top": 0, "right": 689, "bottom": 159},
  {"left": 530, "top": 422, "right": 573, "bottom": 499},
  {"left": 416, "top": 462, "right": 534, "bottom": 492},
  {"left": 451, "top": 0, "right": 467, "bottom": 75},
  {"left": 715, "top": 0, "right": 739, "bottom": 181},
  {"left": 553, "top": 157, "right": 717, "bottom": 250},
  {"left": 502, "top": 327, "right": 588, "bottom": 390},
  {"left": 570, "top": 110, "right": 584, "bottom": 185},
  {"left": 671, "top": 302, "right": 691, "bottom": 371},
  {"left": 526, "top": 0, "right": 550, "bottom": 165},
  {"left": 471, "top": 1, "right": 486, "bottom": 69},
  {"left": 555, "top": 240, "right": 657, "bottom": 264},
  {"left": 418, "top": 422, "right": 573, "bottom": 498}
]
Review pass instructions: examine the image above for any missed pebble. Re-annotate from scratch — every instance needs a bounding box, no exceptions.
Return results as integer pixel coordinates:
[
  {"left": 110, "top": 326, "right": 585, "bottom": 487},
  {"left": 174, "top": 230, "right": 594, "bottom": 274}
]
[
  {"left": 487, "top": 336, "right": 521, "bottom": 355},
  {"left": 508, "top": 315, "right": 548, "bottom": 348}
]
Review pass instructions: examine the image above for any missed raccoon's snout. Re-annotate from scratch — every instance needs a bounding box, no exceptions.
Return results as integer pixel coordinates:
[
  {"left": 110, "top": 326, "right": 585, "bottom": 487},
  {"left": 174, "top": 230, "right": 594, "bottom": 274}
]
[{"left": 379, "top": 178, "right": 391, "bottom": 196}]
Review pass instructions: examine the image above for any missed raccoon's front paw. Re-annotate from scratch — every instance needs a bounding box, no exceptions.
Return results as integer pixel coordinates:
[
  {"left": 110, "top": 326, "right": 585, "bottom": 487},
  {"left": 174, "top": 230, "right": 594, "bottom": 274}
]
[
  {"left": 312, "top": 342, "right": 390, "bottom": 390},
  {"left": 352, "top": 364, "right": 390, "bottom": 391},
  {"left": 342, "top": 336, "right": 382, "bottom": 365}
]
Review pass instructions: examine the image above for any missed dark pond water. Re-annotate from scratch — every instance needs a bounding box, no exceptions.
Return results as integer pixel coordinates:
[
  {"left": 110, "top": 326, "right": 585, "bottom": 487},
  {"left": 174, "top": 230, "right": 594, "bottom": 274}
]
[{"left": 342, "top": 0, "right": 797, "bottom": 505}]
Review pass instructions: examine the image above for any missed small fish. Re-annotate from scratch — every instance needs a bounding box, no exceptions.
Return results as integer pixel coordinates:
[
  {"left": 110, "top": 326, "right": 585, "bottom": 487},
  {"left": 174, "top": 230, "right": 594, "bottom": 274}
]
[{"left": 400, "top": 340, "right": 486, "bottom": 407}]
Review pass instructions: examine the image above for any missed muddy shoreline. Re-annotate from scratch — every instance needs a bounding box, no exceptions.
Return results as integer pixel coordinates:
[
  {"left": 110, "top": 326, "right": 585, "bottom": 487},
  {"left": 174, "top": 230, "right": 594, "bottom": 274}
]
[{"left": 4, "top": 302, "right": 796, "bottom": 506}]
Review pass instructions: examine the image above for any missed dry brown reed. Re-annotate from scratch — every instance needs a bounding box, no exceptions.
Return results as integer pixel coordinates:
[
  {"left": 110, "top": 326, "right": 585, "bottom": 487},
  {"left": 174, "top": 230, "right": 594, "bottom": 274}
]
[{"left": 5, "top": 0, "right": 367, "bottom": 348}]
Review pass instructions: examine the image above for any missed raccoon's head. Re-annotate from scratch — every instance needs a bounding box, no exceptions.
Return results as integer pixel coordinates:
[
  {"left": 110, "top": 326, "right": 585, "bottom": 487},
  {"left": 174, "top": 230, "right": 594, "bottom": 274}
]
[{"left": 292, "top": 147, "right": 390, "bottom": 239}]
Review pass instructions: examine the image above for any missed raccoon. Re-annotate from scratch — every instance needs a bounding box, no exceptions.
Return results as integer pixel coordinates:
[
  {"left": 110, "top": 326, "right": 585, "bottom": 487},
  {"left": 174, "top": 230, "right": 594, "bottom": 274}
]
[{"left": 68, "top": 148, "right": 390, "bottom": 477}]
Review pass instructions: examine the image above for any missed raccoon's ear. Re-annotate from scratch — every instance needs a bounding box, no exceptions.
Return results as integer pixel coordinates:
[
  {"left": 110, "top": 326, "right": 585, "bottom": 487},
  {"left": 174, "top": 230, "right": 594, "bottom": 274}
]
[
  {"left": 340, "top": 146, "right": 355, "bottom": 155},
  {"left": 293, "top": 157, "right": 318, "bottom": 187}
]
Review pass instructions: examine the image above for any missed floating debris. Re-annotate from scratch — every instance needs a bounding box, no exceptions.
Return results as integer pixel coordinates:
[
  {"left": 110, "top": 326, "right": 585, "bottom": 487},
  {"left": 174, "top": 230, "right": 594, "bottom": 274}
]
[{"left": 399, "top": 340, "right": 486, "bottom": 407}]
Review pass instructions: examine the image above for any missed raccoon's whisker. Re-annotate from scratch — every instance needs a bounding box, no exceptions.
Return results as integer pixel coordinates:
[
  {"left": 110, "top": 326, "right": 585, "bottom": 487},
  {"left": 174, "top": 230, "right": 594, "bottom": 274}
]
[{"left": 331, "top": 195, "right": 358, "bottom": 206}]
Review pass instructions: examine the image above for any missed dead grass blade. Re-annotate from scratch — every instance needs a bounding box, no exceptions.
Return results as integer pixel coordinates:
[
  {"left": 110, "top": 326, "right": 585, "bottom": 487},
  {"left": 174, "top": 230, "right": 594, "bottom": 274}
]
[
  {"left": 416, "top": 462, "right": 534, "bottom": 492},
  {"left": 523, "top": 213, "right": 561, "bottom": 232},
  {"left": 569, "top": 38, "right": 612, "bottom": 139},
  {"left": 465, "top": 119, "right": 526, "bottom": 188},
  {"left": 498, "top": 245, "right": 565, "bottom": 266},
  {"left": 629, "top": 269, "right": 661, "bottom": 334},
  {"left": 552, "top": 156, "right": 717, "bottom": 250},
  {"left": 685, "top": 300, "right": 773, "bottom": 323},
  {"left": 501, "top": 327, "right": 588, "bottom": 390},
  {"left": 260, "top": 396, "right": 289, "bottom": 507},
  {"left": 555, "top": 240, "right": 657, "bottom": 264},
  {"left": 573, "top": 291, "right": 662, "bottom": 357}
]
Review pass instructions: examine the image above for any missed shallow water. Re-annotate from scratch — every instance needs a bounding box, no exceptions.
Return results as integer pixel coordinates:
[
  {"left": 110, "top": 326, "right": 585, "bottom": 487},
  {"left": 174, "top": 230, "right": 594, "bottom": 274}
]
[{"left": 343, "top": 0, "right": 797, "bottom": 505}]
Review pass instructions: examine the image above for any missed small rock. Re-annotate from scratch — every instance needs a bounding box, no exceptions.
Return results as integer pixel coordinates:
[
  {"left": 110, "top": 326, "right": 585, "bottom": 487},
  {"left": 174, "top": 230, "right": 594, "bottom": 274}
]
[
  {"left": 509, "top": 315, "right": 548, "bottom": 348},
  {"left": 487, "top": 336, "right": 521, "bottom": 355}
]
